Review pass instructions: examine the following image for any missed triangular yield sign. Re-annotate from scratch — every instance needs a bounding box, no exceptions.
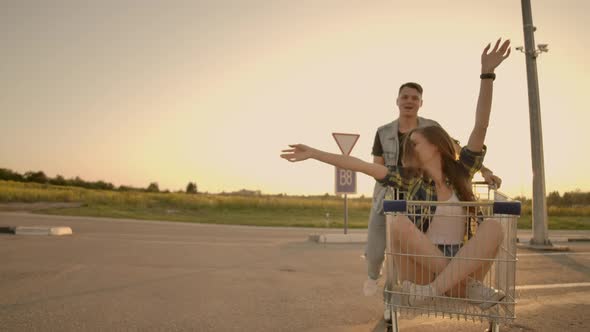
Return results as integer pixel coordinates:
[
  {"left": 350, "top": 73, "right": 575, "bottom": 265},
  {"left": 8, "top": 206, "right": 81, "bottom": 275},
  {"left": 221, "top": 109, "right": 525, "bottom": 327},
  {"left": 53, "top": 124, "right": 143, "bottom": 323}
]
[{"left": 332, "top": 133, "right": 360, "bottom": 155}]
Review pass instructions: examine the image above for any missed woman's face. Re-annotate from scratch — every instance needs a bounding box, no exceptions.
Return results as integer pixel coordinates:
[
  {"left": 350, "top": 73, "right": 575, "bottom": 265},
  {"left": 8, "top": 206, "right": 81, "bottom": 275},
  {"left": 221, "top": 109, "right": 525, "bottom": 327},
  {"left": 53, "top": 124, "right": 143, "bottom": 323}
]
[{"left": 409, "top": 132, "right": 439, "bottom": 166}]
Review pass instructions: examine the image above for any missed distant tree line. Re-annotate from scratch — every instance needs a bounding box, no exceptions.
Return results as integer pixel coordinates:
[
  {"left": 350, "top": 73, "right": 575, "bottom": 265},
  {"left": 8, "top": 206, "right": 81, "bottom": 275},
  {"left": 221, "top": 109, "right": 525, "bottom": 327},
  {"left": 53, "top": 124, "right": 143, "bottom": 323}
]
[
  {"left": 6, "top": 167, "right": 587, "bottom": 204},
  {"left": 0, "top": 168, "right": 199, "bottom": 194},
  {"left": 513, "top": 190, "right": 590, "bottom": 206}
]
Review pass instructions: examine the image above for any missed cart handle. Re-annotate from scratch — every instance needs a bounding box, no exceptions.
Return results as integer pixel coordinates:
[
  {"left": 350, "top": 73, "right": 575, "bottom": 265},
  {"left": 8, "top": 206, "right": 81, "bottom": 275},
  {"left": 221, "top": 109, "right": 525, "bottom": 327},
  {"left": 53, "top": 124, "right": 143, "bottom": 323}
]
[
  {"left": 383, "top": 200, "right": 521, "bottom": 216},
  {"left": 472, "top": 180, "right": 498, "bottom": 190}
]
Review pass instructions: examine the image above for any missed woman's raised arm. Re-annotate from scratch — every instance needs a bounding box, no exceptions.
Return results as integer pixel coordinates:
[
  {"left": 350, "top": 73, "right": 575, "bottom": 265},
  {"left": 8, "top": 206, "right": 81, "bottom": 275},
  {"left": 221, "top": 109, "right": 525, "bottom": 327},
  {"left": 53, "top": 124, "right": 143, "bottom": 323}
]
[{"left": 467, "top": 39, "right": 511, "bottom": 153}]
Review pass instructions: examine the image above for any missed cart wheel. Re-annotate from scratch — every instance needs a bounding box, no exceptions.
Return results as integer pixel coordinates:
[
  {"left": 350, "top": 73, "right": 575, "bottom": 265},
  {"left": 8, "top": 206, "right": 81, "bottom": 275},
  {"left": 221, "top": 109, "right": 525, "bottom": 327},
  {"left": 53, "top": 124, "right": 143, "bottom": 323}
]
[
  {"left": 385, "top": 319, "right": 393, "bottom": 332},
  {"left": 384, "top": 310, "right": 393, "bottom": 332},
  {"left": 384, "top": 309, "right": 398, "bottom": 332}
]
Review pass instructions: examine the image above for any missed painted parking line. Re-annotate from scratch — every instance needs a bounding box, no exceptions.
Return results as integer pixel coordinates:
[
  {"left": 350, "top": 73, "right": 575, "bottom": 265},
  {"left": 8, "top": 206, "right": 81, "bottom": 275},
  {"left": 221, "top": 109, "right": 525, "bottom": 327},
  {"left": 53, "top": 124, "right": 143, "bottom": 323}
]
[
  {"left": 516, "top": 282, "right": 590, "bottom": 290},
  {"left": 518, "top": 252, "right": 590, "bottom": 257},
  {"left": 516, "top": 252, "right": 590, "bottom": 291}
]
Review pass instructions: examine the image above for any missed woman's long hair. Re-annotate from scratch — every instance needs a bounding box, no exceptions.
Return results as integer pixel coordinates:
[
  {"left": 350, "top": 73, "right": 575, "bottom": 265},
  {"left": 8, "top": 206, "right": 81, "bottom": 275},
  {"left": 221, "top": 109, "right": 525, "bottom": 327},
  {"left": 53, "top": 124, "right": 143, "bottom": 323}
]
[{"left": 402, "top": 126, "right": 476, "bottom": 201}]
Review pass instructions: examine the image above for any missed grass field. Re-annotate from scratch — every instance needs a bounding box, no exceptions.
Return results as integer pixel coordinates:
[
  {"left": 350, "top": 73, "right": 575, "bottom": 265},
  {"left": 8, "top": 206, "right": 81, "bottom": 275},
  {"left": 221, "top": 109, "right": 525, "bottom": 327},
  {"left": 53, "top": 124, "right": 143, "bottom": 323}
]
[{"left": 1, "top": 180, "right": 589, "bottom": 229}]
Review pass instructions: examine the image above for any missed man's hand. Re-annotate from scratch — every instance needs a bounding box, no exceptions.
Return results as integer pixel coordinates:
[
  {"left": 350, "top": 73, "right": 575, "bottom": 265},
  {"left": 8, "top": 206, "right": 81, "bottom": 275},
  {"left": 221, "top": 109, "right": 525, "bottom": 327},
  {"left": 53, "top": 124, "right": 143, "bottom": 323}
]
[
  {"left": 281, "top": 144, "right": 315, "bottom": 162},
  {"left": 481, "top": 38, "right": 511, "bottom": 73}
]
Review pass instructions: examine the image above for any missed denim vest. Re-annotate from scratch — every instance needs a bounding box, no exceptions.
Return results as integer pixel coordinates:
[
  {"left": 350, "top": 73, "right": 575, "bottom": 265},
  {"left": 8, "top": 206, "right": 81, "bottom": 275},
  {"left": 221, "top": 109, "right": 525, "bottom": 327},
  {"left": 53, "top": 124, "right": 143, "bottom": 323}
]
[{"left": 371, "top": 116, "right": 440, "bottom": 213}]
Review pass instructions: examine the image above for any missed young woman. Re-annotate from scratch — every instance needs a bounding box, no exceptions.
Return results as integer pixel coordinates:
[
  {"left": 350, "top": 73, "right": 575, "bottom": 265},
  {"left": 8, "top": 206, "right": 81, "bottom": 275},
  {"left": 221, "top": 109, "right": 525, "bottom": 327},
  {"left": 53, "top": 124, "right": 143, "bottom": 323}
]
[{"left": 281, "top": 39, "right": 511, "bottom": 309}]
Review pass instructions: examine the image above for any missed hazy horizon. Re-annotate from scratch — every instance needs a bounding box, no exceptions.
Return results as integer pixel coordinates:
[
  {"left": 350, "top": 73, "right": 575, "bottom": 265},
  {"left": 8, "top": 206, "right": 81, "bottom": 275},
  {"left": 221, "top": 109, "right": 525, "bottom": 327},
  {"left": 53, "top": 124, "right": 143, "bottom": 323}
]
[{"left": 2, "top": 0, "right": 589, "bottom": 199}]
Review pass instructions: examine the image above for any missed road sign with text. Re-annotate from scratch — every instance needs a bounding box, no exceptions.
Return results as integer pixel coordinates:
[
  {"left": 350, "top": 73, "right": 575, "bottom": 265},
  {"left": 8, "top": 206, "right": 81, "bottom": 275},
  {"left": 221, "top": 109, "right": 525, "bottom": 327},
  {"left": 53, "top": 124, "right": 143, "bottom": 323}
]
[
  {"left": 332, "top": 132, "right": 359, "bottom": 234},
  {"left": 332, "top": 132, "right": 359, "bottom": 194},
  {"left": 335, "top": 167, "right": 356, "bottom": 194}
]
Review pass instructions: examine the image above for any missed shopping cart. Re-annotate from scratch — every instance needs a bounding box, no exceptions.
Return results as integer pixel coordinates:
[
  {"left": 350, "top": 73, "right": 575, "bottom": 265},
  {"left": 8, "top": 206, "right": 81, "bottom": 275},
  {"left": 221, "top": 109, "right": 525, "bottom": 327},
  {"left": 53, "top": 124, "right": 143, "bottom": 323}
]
[{"left": 382, "top": 184, "right": 521, "bottom": 332}]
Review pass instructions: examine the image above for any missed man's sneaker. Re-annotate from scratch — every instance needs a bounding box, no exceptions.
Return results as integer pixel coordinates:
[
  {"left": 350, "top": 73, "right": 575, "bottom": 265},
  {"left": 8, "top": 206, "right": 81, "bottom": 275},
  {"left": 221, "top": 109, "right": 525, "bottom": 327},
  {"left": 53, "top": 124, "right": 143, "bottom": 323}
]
[
  {"left": 466, "top": 279, "right": 505, "bottom": 310},
  {"left": 363, "top": 278, "right": 378, "bottom": 296}
]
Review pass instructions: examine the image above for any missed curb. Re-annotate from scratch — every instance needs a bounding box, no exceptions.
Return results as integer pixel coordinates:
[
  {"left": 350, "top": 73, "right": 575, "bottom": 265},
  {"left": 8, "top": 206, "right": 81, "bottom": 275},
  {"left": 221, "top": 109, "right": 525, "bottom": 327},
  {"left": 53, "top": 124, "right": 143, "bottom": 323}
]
[
  {"left": 516, "top": 242, "right": 570, "bottom": 251},
  {"left": 568, "top": 237, "right": 590, "bottom": 242},
  {"left": 12, "top": 226, "right": 73, "bottom": 236},
  {"left": 311, "top": 235, "right": 588, "bottom": 246},
  {"left": 309, "top": 233, "right": 367, "bottom": 244}
]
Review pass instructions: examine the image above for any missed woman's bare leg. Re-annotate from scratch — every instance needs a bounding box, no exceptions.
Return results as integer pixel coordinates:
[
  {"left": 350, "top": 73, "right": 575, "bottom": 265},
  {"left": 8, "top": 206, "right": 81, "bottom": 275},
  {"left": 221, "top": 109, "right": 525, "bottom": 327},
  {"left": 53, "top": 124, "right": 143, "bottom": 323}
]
[
  {"left": 390, "top": 215, "right": 449, "bottom": 284},
  {"left": 393, "top": 255, "right": 437, "bottom": 285},
  {"left": 430, "top": 219, "right": 504, "bottom": 295}
]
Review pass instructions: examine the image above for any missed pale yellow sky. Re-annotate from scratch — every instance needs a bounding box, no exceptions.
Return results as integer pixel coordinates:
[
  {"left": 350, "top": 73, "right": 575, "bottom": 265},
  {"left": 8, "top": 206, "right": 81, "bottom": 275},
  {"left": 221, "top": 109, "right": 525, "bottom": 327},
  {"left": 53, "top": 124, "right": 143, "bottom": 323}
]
[{"left": 1, "top": 0, "right": 589, "bottom": 198}]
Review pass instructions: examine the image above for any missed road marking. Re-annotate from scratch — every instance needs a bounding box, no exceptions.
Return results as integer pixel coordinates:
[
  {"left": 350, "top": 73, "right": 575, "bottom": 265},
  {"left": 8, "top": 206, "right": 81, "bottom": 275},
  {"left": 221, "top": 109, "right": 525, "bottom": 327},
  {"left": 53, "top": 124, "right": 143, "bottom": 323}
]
[
  {"left": 518, "top": 252, "right": 590, "bottom": 257},
  {"left": 517, "top": 282, "right": 590, "bottom": 290}
]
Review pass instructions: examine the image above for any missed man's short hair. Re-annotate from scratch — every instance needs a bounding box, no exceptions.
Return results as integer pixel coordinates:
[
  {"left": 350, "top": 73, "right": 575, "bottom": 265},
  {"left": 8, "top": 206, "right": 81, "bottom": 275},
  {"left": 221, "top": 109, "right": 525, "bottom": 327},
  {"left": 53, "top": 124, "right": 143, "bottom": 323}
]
[{"left": 398, "top": 82, "right": 423, "bottom": 96}]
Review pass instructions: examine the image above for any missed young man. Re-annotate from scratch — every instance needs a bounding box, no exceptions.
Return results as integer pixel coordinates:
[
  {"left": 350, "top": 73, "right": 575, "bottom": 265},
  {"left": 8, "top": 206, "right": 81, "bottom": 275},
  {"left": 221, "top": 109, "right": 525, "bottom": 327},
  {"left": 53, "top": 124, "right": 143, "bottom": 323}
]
[{"left": 363, "top": 82, "right": 502, "bottom": 300}]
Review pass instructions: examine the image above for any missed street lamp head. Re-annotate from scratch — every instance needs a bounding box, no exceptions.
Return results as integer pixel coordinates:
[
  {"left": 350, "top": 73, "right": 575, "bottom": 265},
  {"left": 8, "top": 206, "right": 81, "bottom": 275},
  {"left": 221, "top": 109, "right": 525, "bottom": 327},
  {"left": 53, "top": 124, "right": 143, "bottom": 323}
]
[
  {"left": 537, "top": 44, "right": 549, "bottom": 52},
  {"left": 515, "top": 46, "right": 524, "bottom": 52}
]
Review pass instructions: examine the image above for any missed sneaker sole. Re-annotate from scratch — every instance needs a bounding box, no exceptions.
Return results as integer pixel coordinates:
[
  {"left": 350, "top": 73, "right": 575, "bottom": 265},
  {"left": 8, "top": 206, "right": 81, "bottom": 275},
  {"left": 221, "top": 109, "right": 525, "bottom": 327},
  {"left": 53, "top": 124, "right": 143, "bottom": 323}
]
[{"left": 477, "top": 293, "right": 506, "bottom": 310}]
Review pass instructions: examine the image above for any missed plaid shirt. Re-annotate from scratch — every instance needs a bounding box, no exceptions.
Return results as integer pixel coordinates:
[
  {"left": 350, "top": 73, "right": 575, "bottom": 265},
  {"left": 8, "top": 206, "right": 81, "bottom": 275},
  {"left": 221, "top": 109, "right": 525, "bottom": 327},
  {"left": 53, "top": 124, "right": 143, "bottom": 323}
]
[{"left": 378, "top": 146, "right": 486, "bottom": 237}]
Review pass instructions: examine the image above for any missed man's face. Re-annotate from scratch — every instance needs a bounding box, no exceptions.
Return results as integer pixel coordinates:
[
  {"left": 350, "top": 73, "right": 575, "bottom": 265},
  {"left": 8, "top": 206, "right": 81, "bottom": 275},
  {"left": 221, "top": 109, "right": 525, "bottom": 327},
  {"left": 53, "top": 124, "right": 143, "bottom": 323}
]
[{"left": 396, "top": 87, "right": 423, "bottom": 117}]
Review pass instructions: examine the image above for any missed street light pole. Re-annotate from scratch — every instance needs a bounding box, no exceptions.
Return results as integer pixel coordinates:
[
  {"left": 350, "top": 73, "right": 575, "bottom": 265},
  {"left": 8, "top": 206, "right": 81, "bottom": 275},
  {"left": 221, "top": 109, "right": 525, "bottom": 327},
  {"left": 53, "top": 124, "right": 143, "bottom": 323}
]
[{"left": 520, "top": 0, "right": 550, "bottom": 245}]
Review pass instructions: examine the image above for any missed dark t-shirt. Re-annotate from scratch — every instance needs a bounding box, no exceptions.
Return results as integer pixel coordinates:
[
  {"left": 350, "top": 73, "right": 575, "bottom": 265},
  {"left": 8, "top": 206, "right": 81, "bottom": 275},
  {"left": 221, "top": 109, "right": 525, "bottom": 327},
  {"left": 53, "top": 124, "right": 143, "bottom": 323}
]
[
  {"left": 372, "top": 131, "right": 408, "bottom": 166},
  {"left": 373, "top": 130, "right": 409, "bottom": 199}
]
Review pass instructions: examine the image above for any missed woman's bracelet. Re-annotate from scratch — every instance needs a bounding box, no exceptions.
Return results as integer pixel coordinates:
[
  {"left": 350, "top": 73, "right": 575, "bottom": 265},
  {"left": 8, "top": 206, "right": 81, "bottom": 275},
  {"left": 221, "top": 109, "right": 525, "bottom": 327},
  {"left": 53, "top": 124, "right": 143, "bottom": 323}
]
[{"left": 480, "top": 73, "right": 496, "bottom": 80}]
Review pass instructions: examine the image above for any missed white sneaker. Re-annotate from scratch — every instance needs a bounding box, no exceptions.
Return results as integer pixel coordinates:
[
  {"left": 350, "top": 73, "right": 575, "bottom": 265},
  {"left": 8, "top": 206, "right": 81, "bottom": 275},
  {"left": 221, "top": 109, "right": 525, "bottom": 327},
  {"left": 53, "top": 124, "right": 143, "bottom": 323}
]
[
  {"left": 467, "top": 279, "right": 505, "bottom": 310},
  {"left": 363, "top": 278, "right": 378, "bottom": 296},
  {"left": 400, "top": 280, "right": 435, "bottom": 307}
]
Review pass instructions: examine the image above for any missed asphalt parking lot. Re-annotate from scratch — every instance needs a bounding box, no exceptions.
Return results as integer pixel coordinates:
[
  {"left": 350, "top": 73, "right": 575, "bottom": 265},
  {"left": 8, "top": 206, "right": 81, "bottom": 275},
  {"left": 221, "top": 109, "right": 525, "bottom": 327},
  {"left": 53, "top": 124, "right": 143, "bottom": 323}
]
[{"left": 1, "top": 212, "right": 589, "bottom": 331}]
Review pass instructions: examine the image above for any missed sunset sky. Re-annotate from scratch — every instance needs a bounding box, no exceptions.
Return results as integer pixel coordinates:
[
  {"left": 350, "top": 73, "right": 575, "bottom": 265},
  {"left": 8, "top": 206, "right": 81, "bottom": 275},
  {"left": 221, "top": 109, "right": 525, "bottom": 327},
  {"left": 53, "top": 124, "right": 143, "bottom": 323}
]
[{"left": 2, "top": 0, "right": 589, "bottom": 198}]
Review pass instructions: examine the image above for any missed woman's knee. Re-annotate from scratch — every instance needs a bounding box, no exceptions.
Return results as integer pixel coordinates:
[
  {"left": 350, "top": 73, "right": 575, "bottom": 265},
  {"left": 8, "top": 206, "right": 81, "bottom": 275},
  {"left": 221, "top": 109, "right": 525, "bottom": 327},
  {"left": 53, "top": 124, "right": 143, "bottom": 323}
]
[
  {"left": 390, "top": 216, "right": 420, "bottom": 249},
  {"left": 478, "top": 218, "right": 504, "bottom": 244},
  {"left": 391, "top": 215, "right": 415, "bottom": 235}
]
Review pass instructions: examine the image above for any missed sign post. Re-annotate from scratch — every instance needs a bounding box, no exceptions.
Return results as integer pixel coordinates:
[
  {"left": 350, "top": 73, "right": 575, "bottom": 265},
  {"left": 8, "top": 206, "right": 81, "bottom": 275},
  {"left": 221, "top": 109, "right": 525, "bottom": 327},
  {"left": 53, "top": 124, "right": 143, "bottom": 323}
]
[{"left": 332, "top": 133, "right": 360, "bottom": 234}]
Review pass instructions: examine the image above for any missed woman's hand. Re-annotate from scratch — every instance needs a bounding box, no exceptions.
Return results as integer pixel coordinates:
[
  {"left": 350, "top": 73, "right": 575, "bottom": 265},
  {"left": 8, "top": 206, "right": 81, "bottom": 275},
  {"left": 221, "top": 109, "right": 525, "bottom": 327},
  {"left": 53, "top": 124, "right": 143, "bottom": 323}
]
[
  {"left": 481, "top": 168, "right": 502, "bottom": 189},
  {"left": 281, "top": 144, "right": 315, "bottom": 162},
  {"left": 481, "top": 38, "right": 511, "bottom": 73}
]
